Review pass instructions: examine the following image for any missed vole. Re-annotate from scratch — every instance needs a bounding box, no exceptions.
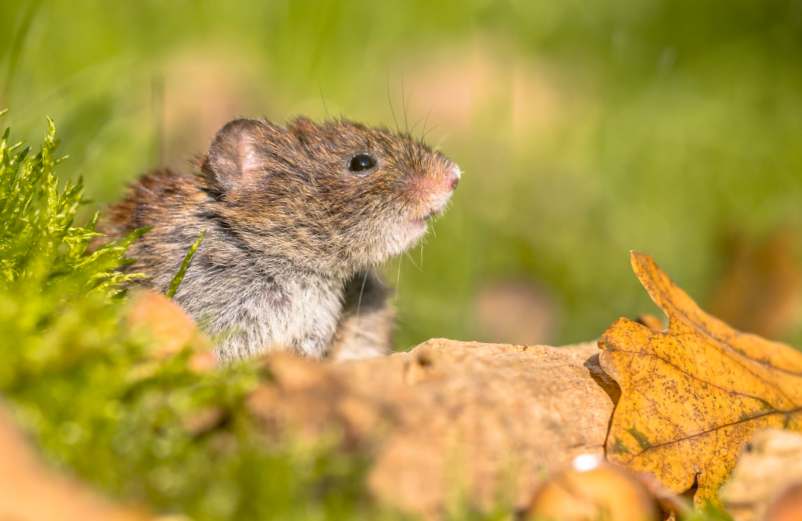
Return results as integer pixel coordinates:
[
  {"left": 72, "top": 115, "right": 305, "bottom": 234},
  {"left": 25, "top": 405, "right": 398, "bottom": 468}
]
[{"left": 101, "top": 117, "right": 460, "bottom": 361}]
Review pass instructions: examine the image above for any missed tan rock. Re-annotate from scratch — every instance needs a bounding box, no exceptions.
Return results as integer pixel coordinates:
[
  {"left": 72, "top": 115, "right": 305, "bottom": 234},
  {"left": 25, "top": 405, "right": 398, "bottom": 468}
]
[
  {"left": 0, "top": 406, "right": 153, "bottom": 521},
  {"left": 126, "top": 290, "right": 216, "bottom": 372},
  {"left": 721, "top": 429, "right": 802, "bottom": 521},
  {"left": 247, "top": 339, "right": 614, "bottom": 516},
  {"left": 526, "top": 458, "right": 661, "bottom": 521}
]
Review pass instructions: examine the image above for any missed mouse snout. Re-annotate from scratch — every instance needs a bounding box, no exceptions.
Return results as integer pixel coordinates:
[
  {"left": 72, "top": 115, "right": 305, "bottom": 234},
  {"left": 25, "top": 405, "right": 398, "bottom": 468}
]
[
  {"left": 401, "top": 160, "right": 460, "bottom": 222},
  {"left": 448, "top": 165, "right": 461, "bottom": 191}
]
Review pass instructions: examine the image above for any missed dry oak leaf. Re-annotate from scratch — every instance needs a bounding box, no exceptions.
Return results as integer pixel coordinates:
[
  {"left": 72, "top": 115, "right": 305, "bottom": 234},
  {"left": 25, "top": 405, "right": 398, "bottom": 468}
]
[{"left": 599, "top": 252, "right": 802, "bottom": 505}]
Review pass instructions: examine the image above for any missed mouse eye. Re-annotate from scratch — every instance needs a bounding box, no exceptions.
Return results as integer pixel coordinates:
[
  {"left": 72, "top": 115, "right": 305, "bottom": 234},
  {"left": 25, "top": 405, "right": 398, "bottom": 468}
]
[{"left": 348, "top": 153, "right": 377, "bottom": 173}]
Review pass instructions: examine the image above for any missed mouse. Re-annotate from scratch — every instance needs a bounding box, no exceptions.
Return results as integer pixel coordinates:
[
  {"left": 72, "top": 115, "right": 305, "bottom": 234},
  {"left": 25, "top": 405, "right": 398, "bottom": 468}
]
[{"left": 100, "top": 116, "right": 460, "bottom": 361}]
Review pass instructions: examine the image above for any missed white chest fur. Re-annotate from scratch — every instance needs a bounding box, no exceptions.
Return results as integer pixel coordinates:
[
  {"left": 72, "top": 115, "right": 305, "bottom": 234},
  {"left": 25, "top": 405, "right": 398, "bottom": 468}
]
[{"left": 175, "top": 266, "right": 344, "bottom": 361}]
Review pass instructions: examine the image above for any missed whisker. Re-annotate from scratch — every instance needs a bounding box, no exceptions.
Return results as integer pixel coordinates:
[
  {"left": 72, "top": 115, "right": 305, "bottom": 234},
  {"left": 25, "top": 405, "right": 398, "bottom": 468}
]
[
  {"left": 386, "top": 78, "right": 400, "bottom": 134},
  {"left": 420, "top": 108, "right": 434, "bottom": 143},
  {"left": 403, "top": 250, "right": 422, "bottom": 271},
  {"left": 355, "top": 270, "right": 369, "bottom": 317},
  {"left": 401, "top": 77, "right": 410, "bottom": 135},
  {"left": 395, "top": 258, "right": 402, "bottom": 293},
  {"left": 319, "top": 86, "right": 331, "bottom": 119}
]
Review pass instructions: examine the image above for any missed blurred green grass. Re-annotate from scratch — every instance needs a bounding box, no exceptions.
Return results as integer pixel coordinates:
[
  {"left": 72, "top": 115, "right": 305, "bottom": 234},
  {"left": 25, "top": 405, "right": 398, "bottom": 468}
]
[{"left": 3, "top": 0, "right": 801, "bottom": 348}]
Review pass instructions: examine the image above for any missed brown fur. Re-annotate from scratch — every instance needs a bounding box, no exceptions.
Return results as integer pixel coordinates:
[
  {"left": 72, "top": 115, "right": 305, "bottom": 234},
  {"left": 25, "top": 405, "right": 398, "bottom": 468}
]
[{"left": 101, "top": 117, "right": 459, "bottom": 361}]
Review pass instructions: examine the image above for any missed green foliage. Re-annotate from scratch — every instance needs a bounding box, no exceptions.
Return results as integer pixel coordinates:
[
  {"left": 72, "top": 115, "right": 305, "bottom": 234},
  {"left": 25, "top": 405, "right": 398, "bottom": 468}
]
[
  {"left": 0, "top": 114, "right": 138, "bottom": 293},
  {"left": 682, "top": 504, "right": 734, "bottom": 521},
  {"left": 2, "top": 0, "right": 800, "bottom": 350},
  {"left": 0, "top": 119, "right": 380, "bottom": 520},
  {"left": 167, "top": 230, "right": 204, "bottom": 298}
]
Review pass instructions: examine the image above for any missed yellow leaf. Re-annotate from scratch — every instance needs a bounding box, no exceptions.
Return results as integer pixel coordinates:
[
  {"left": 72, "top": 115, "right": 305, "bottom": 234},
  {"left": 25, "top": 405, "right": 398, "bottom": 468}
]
[{"left": 599, "top": 252, "right": 802, "bottom": 505}]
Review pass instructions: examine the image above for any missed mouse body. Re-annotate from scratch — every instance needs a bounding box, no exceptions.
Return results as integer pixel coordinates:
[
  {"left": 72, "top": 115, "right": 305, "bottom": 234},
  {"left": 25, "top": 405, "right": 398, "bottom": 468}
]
[{"left": 102, "top": 117, "right": 460, "bottom": 361}]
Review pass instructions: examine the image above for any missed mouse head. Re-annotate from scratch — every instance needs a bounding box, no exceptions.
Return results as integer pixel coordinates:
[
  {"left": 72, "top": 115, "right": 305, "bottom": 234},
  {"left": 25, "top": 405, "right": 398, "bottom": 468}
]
[{"left": 201, "top": 117, "right": 460, "bottom": 275}]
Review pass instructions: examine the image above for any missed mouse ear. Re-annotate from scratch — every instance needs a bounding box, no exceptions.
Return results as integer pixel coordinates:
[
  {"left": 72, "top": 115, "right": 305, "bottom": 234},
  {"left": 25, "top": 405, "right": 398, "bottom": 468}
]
[{"left": 203, "top": 118, "right": 267, "bottom": 192}]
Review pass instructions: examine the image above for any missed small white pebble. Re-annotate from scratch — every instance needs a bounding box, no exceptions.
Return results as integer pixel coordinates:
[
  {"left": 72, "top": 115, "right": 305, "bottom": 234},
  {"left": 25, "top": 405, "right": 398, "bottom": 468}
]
[{"left": 572, "top": 453, "right": 601, "bottom": 472}]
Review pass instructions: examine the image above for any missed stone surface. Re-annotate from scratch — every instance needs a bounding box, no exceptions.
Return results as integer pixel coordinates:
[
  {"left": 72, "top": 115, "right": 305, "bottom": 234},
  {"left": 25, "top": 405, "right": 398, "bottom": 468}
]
[
  {"left": 247, "top": 339, "right": 615, "bottom": 516},
  {"left": 721, "top": 429, "right": 802, "bottom": 521},
  {"left": 126, "top": 290, "right": 216, "bottom": 372},
  {"left": 526, "top": 458, "right": 660, "bottom": 521},
  {"left": 0, "top": 406, "right": 153, "bottom": 521}
]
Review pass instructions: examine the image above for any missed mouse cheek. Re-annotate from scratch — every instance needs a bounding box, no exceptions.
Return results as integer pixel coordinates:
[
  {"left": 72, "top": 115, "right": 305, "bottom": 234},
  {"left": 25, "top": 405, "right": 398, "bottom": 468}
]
[{"left": 379, "top": 217, "right": 428, "bottom": 260}]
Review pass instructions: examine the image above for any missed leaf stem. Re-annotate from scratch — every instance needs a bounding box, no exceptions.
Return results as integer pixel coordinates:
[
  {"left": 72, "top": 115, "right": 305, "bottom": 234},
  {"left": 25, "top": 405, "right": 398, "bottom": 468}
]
[{"left": 166, "top": 231, "right": 204, "bottom": 299}]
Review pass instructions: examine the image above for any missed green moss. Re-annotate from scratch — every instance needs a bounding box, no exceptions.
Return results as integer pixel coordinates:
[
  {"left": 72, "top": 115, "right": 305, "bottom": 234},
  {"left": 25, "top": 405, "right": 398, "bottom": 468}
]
[{"left": 0, "top": 118, "right": 384, "bottom": 521}]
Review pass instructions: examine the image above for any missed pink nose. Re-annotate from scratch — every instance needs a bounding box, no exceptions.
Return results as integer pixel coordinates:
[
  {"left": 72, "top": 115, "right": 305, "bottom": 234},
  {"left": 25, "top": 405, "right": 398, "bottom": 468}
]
[{"left": 448, "top": 165, "right": 461, "bottom": 191}]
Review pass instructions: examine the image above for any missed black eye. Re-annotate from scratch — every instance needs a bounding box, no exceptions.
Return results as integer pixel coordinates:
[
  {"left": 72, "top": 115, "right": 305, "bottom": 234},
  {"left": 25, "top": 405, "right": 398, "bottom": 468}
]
[{"left": 348, "top": 153, "right": 377, "bottom": 173}]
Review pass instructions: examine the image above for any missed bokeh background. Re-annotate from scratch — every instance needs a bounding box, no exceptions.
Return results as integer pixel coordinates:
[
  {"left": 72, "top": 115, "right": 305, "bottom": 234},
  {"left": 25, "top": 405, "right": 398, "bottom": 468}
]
[{"left": 2, "top": 0, "right": 801, "bottom": 348}]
